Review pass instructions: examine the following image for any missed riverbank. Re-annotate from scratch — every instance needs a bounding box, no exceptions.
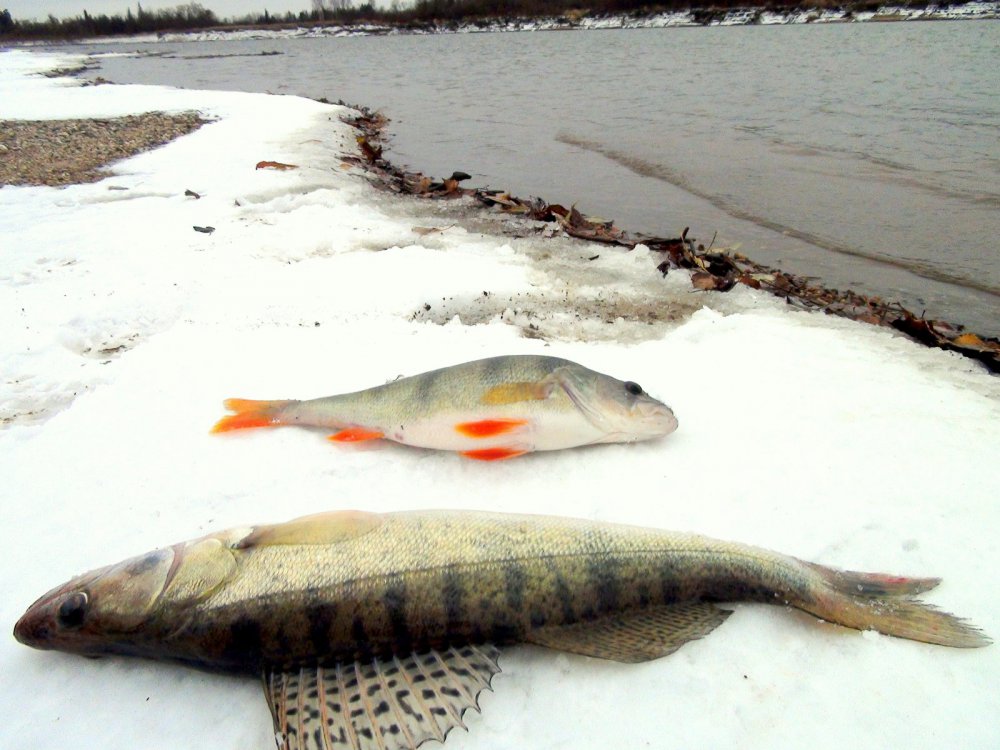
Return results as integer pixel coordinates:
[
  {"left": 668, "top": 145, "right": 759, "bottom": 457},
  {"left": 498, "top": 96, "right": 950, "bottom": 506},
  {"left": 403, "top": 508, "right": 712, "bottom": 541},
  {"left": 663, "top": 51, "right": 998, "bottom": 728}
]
[
  {"left": 4, "top": 1, "right": 996, "bottom": 44},
  {"left": 346, "top": 108, "right": 1000, "bottom": 371},
  {"left": 59, "top": 23, "right": 1000, "bottom": 343},
  {"left": 3, "top": 72, "right": 998, "bottom": 370},
  {"left": 2, "top": 48, "right": 998, "bottom": 750}
]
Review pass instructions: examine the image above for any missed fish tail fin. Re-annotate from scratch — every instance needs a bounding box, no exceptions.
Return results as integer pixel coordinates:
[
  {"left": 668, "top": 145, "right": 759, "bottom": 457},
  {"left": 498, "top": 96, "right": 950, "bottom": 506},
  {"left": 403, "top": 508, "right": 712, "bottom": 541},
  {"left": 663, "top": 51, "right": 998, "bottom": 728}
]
[
  {"left": 212, "top": 398, "right": 295, "bottom": 433},
  {"left": 803, "top": 561, "right": 990, "bottom": 648}
]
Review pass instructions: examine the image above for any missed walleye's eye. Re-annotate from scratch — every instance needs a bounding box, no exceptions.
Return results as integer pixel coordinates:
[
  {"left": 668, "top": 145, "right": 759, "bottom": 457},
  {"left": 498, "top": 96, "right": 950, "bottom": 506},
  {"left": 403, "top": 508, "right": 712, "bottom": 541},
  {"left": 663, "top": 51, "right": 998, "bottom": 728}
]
[
  {"left": 57, "top": 592, "right": 89, "bottom": 629},
  {"left": 624, "top": 381, "right": 643, "bottom": 396}
]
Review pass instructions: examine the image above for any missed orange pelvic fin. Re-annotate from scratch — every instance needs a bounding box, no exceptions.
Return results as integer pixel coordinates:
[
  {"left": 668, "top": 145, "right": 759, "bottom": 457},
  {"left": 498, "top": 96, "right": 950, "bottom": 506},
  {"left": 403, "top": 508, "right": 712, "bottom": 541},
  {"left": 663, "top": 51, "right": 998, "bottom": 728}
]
[
  {"left": 328, "top": 427, "right": 385, "bottom": 443},
  {"left": 455, "top": 418, "right": 529, "bottom": 438},
  {"left": 460, "top": 447, "right": 528, "bottom": 461},
  {"left": 212, "top": 399, "right": 292, "bottom": 433}
]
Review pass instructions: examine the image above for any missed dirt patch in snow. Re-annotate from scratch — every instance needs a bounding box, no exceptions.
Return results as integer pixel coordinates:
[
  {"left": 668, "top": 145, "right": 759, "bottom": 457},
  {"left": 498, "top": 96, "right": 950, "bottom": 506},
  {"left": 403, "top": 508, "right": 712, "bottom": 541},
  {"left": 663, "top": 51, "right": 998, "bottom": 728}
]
[
  {"left": 0, "top": 112, "right": 205, "bottom": 186},
  {"left": 409, "top": 287, "right": 701, "bottom": 343}
]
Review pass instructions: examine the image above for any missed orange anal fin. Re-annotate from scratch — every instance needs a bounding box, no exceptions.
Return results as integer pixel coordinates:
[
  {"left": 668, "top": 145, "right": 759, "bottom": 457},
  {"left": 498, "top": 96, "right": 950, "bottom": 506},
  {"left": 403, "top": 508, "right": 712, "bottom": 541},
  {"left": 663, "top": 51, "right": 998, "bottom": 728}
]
[
  {"left": 212, "top": 398, "right": 290, "bottom": 433},
  {"left": 328, "top": 427, "right": 385, "bottom": 443},
  {"left": 455, "top": 418, "right": 529, "bottom": 438},
  {"left": 460, "top": 447, "right": 528, "bottom": 461}
]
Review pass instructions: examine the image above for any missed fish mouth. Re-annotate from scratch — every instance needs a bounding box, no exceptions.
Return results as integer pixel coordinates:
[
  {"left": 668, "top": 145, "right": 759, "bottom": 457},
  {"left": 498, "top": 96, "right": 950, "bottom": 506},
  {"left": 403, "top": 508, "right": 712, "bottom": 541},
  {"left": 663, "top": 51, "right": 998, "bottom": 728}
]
[
  {"left": 14, "top": 586, "right": 126, "bottom": 657},
  {"left": 13, "top": 610, "right": 33, "bottom": 644},
  {"left": 640, "top": 402, "right": 679, "bottom": 437},
  {"left": 595, "top": 406, "right": 677, "bottom": 443},
  {"left": 14, "top": 613, "right": 51, "bottom": 648},
  {"left": 14, "top": 573, "right": 91, "bottom": 650},
  {"left": 14, "top": 591, "right": 61, "bottom": 649}
]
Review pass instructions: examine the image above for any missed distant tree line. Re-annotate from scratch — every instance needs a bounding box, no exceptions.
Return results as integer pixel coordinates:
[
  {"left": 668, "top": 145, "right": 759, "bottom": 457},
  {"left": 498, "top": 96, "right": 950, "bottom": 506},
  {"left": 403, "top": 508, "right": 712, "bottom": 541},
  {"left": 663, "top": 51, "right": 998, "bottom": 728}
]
[
  {"left": 0, "top": 0, "right": 940, "bottom": 40},
  {"left": 393, "top": 0, "right": 924, "bottom": 23},
  {"left": 1, "top": 3, "right": 218, "bottom": 39}
]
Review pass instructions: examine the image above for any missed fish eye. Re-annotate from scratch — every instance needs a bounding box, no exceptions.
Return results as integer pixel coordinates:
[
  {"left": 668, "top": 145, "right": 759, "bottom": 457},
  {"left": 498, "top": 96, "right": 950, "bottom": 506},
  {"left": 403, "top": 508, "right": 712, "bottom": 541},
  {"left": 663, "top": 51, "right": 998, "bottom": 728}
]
[
  {"left": 57, "top": 592, "right": 89, "bottom": 629},
  {"left": 624, "top": 381, "right": 643, "bottom": 396}
]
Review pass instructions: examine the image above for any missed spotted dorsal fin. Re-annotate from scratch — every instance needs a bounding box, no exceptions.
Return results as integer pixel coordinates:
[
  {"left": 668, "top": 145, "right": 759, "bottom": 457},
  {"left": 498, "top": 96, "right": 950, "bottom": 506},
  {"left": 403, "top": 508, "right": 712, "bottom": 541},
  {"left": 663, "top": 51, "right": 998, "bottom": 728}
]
[
  {"left": 237, "top": 511, "right": 384, "bottom": 549},
  {"left": 526, "top": 603, "right": 732, "bottom": 663},
  {"left": 264, "top": 644, "right": 502, "bottom": 750}
]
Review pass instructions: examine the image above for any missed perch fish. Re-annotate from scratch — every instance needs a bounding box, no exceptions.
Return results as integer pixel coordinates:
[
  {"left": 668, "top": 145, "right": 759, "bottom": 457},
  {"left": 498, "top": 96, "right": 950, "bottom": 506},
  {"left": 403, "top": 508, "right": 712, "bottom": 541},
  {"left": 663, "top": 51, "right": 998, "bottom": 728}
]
[
  {"left": 15, "top": 509, "right": 989, "bottom": 750},
  {"left": 211, "top": 355, "right": 678, "bottom": 460}
]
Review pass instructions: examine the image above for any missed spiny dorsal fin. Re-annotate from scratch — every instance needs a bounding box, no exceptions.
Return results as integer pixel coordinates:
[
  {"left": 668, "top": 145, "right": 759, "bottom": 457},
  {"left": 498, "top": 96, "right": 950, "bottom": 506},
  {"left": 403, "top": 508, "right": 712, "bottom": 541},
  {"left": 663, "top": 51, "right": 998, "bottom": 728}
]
[
  {"left": 265, "top": 644, "right": 502, "bottom": 750},
  {"left": 480, "top": 379, "right": 555, "bottom": 406},
  {"left": 526, "top": 603, "right": 732, "bottom": 663},
  {"left": 238, "top": 511, "right": 383, "bottom": 549}
]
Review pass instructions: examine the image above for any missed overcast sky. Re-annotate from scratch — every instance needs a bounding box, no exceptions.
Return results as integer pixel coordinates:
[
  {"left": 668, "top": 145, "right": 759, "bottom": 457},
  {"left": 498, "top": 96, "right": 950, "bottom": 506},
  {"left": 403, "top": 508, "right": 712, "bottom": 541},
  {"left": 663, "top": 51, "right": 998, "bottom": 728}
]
[{"left": 4, "top": 0, "right": 317, "bottom": 22}]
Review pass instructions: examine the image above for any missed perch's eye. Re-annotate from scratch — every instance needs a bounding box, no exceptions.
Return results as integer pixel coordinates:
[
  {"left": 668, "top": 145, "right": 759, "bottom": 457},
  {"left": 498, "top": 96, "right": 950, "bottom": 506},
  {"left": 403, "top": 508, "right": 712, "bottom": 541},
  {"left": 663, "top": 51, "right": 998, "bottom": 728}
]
[
  {"left": 57, "top": 592, "right": 89, "bottom": 629},
  {"left": 624, "top": 381, "right": 643, "bottom": 396}
]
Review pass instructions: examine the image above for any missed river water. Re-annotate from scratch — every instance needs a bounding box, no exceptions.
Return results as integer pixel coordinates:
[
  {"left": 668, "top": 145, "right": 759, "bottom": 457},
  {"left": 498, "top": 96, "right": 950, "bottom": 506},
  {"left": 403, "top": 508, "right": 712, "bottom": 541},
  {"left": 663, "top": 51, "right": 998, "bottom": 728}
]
[{"left": 72, "top": 22, "right": 1000, "bottom": 335}]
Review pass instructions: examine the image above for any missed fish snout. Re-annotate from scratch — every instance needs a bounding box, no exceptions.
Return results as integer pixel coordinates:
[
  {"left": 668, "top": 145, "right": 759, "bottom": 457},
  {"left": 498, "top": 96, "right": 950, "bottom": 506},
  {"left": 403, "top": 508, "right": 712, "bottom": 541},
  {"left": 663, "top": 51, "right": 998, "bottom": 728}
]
[
  {"left": 658, "top": 405, "right": 679, "bottom": 436},
  {"left": 635, "top": 399, "right": 678, "bottom": 438},
  {"left": 13, "top": 604, "right": 55, "bottom": 649}
]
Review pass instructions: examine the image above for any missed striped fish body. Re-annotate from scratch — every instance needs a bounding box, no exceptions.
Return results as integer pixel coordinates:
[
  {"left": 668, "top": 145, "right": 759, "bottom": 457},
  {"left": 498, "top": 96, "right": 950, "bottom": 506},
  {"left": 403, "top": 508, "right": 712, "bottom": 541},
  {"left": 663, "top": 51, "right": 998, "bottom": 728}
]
[
  {"left": 15, "top": 511, "right": 989, "bottom": 750},
  {"left": 146, "top": 512, "right": 840, "bottom": 670},
  {"left": 290, "top": 357, "right": 599, "bottom": 453},
  {"left": 16, "top": 510, "right": 988, "bottom": 669},
  {"left": 213, "top": 356, "right": 679, "bottom": 459},
  {"left": 106, "top": 511, "right": 783, "bottom": 671}
]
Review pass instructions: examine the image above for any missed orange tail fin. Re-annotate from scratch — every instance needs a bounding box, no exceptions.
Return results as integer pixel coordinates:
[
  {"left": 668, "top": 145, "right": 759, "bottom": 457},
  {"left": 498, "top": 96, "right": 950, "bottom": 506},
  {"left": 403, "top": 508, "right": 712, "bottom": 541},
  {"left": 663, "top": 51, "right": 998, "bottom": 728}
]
[{"left": 212, "top": 398, "right": 294, "bottom": 433}]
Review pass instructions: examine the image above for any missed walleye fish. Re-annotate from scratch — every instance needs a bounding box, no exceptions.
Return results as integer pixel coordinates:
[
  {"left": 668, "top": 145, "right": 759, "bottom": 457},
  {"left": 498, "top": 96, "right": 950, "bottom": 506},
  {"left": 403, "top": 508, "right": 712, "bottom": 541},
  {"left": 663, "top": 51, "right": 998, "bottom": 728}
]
[
  {"left": 211, "top": 355, "right": 678, "bottom": 460},
  {"left": 15, "top": 510, "right": 988, "bottom": 750}
]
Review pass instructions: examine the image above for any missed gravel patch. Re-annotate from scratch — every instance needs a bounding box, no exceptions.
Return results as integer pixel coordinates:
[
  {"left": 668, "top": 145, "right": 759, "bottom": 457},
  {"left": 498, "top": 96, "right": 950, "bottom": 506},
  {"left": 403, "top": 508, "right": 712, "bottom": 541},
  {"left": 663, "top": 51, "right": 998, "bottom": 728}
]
[{"left": 0, "top": 112, "right": 206, "bottom": 187}]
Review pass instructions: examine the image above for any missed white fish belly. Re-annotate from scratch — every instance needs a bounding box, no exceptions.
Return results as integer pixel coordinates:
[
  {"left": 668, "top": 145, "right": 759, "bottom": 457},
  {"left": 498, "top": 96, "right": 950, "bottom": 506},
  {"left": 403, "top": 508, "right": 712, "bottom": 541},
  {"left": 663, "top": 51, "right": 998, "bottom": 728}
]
[{"left": 387, "top": 409, "right": 605, "bottom": 452}]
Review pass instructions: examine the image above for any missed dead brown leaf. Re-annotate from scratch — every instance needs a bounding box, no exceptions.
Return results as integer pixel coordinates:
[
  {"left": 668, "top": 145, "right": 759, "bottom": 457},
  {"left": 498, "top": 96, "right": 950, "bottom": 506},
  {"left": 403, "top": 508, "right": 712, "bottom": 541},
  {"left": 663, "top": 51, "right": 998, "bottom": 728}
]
[
  {"left": 954, "top": 333, "right": 985, "bottom": 347},
  {"left": 691, "top": 271, "right": 720, "bottom": 290},
  {"left": 255, "top": 160, "right": 298, "bottom": 170},
  {"left": 412, "top": 226, "right": 453, "bottom": 236},
  {"left": 356, "top": 135, "right": 382, "bottom": 163}
]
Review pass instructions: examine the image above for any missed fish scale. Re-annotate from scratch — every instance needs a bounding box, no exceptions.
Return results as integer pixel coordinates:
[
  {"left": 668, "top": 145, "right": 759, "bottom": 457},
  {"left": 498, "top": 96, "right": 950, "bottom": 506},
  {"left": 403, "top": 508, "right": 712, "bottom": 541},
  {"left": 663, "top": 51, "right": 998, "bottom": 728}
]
[
  {"left": 15, "top": 510, "right": 990, "bottom": 750},
  {"left": 211, "top": 355, "right": 679, "bottom": 459},
  {"left": 199, "top": 515, "right": 726, "bottom": 667}
]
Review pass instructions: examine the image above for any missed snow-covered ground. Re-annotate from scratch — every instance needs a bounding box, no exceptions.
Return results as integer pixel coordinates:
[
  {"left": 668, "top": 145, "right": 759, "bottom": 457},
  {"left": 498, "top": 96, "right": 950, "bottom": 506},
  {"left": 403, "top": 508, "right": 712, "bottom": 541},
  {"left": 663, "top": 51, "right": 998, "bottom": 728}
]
[{"left": 2, "top": 49, "right": 998, "bottom": 750}]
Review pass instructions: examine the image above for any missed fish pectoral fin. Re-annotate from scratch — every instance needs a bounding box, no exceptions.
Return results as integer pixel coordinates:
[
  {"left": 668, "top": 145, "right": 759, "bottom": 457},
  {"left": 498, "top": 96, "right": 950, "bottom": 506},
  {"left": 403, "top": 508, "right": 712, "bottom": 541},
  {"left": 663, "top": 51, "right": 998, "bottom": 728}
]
[
  {"left": 526, "top": 602, "right": 732, "bottom": 663},
  {"left": 480, "top": 378, "right": 556, "bottom": 406},
  {"left": 329, "top": 427, "right": 385, "bottom": 443},
  {"left": 264, "top": 644, "right": 501, "bottom": 750},
  {"left": 454, "top": 418, "right": 529, "bottom": 438}
]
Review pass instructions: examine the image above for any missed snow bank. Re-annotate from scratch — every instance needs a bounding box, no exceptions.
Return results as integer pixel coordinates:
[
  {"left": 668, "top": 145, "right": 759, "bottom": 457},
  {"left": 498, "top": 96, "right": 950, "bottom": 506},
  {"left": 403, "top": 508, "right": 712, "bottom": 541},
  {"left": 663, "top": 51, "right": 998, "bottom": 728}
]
[
  {"left": 1, "top": 49, "right": 998, "bottom": 750},
  {"left": 63, "top": 3, "right": 1000, "bottom": 44}
]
